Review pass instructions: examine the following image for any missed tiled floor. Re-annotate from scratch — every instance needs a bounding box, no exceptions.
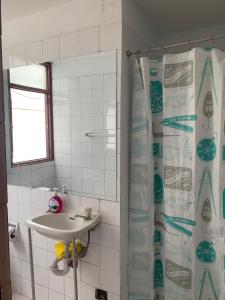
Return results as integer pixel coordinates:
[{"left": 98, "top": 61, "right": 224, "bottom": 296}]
[{"left": 12, "top": 293, "right": 30, "bottom": 300}]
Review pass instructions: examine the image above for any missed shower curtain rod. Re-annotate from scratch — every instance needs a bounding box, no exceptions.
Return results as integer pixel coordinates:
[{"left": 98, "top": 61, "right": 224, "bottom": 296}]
[{"left": 126, "top": 34, "right": 225, "bottom": 57}]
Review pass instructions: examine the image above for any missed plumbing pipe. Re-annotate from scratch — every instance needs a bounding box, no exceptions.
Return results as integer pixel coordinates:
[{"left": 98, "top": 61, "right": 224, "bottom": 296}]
[
  {"left": 49, "top": 257, "right": 70, "bottom": 276},
  {"left": 49, "top": 241, "right": 70, "bottom": 276}
]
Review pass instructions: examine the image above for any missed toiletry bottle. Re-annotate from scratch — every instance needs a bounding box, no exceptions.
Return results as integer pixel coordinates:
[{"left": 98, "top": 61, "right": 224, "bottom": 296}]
[{"left": 48, "top": 188, "right": 63, "bottom": 213}]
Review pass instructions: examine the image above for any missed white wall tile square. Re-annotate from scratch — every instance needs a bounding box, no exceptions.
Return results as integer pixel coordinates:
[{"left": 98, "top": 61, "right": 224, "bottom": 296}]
[
  {"left": 81, "top": 102, "right": 92, "bottom": 116},
  {"left": 10, "top": 257, "right": 21, "bottom": 276},
  {"left": 80, "top": 76, "right": 92, "bottom": 89},
  {"left": 100, "top": 224, "right": 120, "bottom": 250},
  {"left": 82, "top": 180, "right": 93, "bottom": 193},
  {"left": 64, "top": 277, "right": 76, "bottom": 298},
  {"left": 79, "top": 282, "right": 95, "bottom": 300},
  {"left": 78, "top": 27, "right": 99, "bottom": 55},
  {"left": 92, "top": 75, "right": 103, "bottom": 89},
  {"left": 27, "top": 41, "right": 43, "bottom": 64},
  {"left": 49, "top": 290, "right": 65, "bottom": 300},
  {"left": 100, "top": 200, "right": 120, "bottom": 226},
  {"left": 35, "top": 284, "right": 49, "bottom": 300},
  {"left": 60, "top": 32, "right": 78, "bottom": 58},
  {"left": 108, "top": 293, "right": 120, "bottom": 300},
  {"left": 12, "top": 45, "right": 27, "bottom": 67},
  {"left": 104, "top": 74, "right": 117, "bottom": 101},
  {"left": 43, "top": 37, "right": 60, "bottom": 61},
  {"left": 33, "top": 247, "right": 48, "bottom": 268},
  {"left": 100, "top": 268, "right": 120, "bottom": 295},
  {"left": 21, "top": 278, "right": 32, "bottom": 298},
  {"left": 9, "top": 241, "right": 20, "bottom": 259},
  {"left": 18, "top": 205, "right": 31, "bottom": 224},
  {"left": 17, "top": 187, "right": 31, "bottom": 207},
  {"left": 8, "top": 185, "right": 18, "bottom": 204},
  {"left": 33, "top": 231, "right": 48, "bottom": 249},
  {"left": 105, "top": 183, "right": 116, "bottom": 199},
  {"left": 49, "top": 271, "right": 65, "bottom": 294},
  {"left": 93, "top": 156, "right": 105, "bottom": 170},
  {"left": 34, "top": 266, "right": 49, "bottom": 287},
  {"left": 92, "top": 89, "right": 104, "bottom": 102},
  {"left": 20, "top": 261, "right": 30, "bottom": 280},
  {"left": 81, "top": 242, "right": 100, "bottom": 266},
  {"left": 100, "top": 247, "right": 120, "bottom": 273},
  {"left": 100, "top": 23, "right": 122, "bottom": 51},
  {"left": 80, "top": 196, "right": 100, "bottom": 213},
  {"left": 93, "top": 181, "right": 104, "bottom": 195},
  {"left": 8, "top": 203, "right": 18, "bottom": 222},
  {"left": 92, "top": 102, "right": 104, "bottom": 116},
  {"left": 81, "top": 262, "right": 99, "bottom": 286},
  {"left": 11, "top": 274, "right": 22, "bottom": 294}
]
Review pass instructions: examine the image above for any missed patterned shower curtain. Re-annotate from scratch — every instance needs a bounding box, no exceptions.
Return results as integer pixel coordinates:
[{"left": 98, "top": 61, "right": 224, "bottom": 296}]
[{"left": 128, "top": 48, "right": 225, "bottom": 300}]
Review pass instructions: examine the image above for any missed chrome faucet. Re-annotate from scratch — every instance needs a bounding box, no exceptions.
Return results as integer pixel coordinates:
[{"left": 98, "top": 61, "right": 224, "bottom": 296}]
[
  {"left": 74, "top": 214, "right": 92, "bottom": 220},
  {"left": 74, "top": 208, "right": 93, "bottom": 220}
]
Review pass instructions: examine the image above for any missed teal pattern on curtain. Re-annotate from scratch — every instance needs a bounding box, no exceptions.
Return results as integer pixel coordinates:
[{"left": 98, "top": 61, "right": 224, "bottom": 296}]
[{"left": 128, "top": 48, "right": 225, "bottom": 300}]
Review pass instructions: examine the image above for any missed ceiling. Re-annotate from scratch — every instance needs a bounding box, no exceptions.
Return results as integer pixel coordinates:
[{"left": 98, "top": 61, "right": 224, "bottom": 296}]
[
  {"left": 136, "top": 0, "right": 225, "bottom": 34},
  {"left": 2, "top": 0, "right": 71, "bottom": 22}
]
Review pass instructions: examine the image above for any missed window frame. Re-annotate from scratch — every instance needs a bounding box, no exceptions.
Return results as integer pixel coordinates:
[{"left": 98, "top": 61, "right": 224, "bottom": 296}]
[{"left": 8, "top": 62, "right": 54, "bottom": 167}]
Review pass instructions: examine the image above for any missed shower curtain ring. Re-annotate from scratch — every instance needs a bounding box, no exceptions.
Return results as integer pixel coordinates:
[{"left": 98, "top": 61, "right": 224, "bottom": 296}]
[{"left": 135, "top": 50, "right": 141, "bottom": 59}]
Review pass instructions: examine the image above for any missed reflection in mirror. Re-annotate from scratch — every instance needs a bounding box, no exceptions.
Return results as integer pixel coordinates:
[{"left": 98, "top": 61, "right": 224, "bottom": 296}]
[{"left": 4, "top": 51, "right": 117, "bottom": 200}]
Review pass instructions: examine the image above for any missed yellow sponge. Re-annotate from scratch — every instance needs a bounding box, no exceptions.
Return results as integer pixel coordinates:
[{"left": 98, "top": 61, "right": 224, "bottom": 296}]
[
  {"left": 54, "top": 242, "right": 72, "bottom": 260},
  {"left": 54, "top": 240, "right": 84, "bottom": 260}
]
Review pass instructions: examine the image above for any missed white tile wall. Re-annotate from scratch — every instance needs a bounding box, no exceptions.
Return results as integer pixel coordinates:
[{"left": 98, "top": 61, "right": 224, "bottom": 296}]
[
  {"left": 2, "top": 5, "right": 123, "bottom": 297},
  {"left": 43, "top": 37, "right": 60, "bottom": 62},
  {"left": 100, "top": 23, "right": 122, "bottom": 51},
  {"left": 12, "top": 45, "right": 27, "bottom": 67},
  {"left": 52, "top": 51, "right": 117, "bottom": 201},
  {"left": 60, "top": 32, "right": 78, "bottom": 58},
  {"left": 8, "top": 185, "right": 120, "bottom": 299},
  {"left": 78, "top": 27, "right": 100, "bottom": 55},
  {"left": 27, "top": 41, "right": 43, "bottom": 64}
]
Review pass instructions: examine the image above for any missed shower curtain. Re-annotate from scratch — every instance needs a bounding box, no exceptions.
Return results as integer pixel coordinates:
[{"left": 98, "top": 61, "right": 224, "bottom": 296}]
[{"left": 128, "top": 48, "right": 225, "bottom": 300}]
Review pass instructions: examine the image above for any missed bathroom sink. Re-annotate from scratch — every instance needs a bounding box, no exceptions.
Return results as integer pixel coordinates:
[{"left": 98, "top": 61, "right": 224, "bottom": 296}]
[{"left": 26, "top": 212, "right": 101, "bottom": 241}]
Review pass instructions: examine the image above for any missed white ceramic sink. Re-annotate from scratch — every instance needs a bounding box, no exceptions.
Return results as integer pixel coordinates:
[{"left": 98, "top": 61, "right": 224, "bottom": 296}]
[{"left": 26, "top": 212, "right": 101, "bottom": 241}]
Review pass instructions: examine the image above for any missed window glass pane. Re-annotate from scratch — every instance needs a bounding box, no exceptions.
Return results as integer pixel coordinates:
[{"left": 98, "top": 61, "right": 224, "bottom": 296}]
[
  {"left": 11, "top": 88, "right": 47, "bottom": 163},
  {"left": 10, "top": 65, "right": 47, "bottom": 89}
]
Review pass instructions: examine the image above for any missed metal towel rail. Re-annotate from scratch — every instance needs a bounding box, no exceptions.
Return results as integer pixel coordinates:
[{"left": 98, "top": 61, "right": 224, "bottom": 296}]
[{"left": 85, "top": 132, "right": 116, "bottom": 137}]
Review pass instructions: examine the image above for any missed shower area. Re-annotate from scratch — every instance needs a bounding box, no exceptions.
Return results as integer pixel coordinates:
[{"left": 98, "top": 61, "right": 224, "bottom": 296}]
[
  {"left": 124, "top": 2, "right": 225, "bottom": 298},
  {"left": 128, "top": 46, "right": 225, "bottom": 300}
]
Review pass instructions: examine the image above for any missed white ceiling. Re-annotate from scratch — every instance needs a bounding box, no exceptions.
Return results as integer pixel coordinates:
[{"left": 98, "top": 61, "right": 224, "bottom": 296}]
[
  {"left": 136, "top": 0, "right": 225, "bottom": 34},
  {"left": 2, "top": 0, "right": 71, "bottom": 22}
]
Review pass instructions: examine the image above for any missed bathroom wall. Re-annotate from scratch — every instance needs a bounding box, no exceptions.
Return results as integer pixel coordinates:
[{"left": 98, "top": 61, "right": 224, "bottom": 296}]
[
  {"left": 8, "top": 184, "right": 120, "bottom": 300},
  {"left": 2, "top": 0, "right": 122, "bottom": 49},
  {"left": 52, "top": 51, "right": 117, "bottom": 200},
  {"left": 2, "top": 1, "right": 122, "bottom": 299},
  {"left": 2, "top": 0, "right": 122, "bottom": 201},
  {"left": 2, "top": 1, "right": 160, "bottom": 299},
  {"left": 2, "top": 0, "right": 122, "bottom": 70}
]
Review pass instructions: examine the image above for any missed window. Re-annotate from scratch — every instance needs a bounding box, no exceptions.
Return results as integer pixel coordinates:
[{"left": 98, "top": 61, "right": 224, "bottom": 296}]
[{"left": 8, "top": 63, "right": 54, "bottom": 166}]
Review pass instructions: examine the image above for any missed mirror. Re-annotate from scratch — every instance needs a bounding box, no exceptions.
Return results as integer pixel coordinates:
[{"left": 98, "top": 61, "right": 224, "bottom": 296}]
[{"left": 4, "top": 51, "right": 117, "bottom": 200}]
